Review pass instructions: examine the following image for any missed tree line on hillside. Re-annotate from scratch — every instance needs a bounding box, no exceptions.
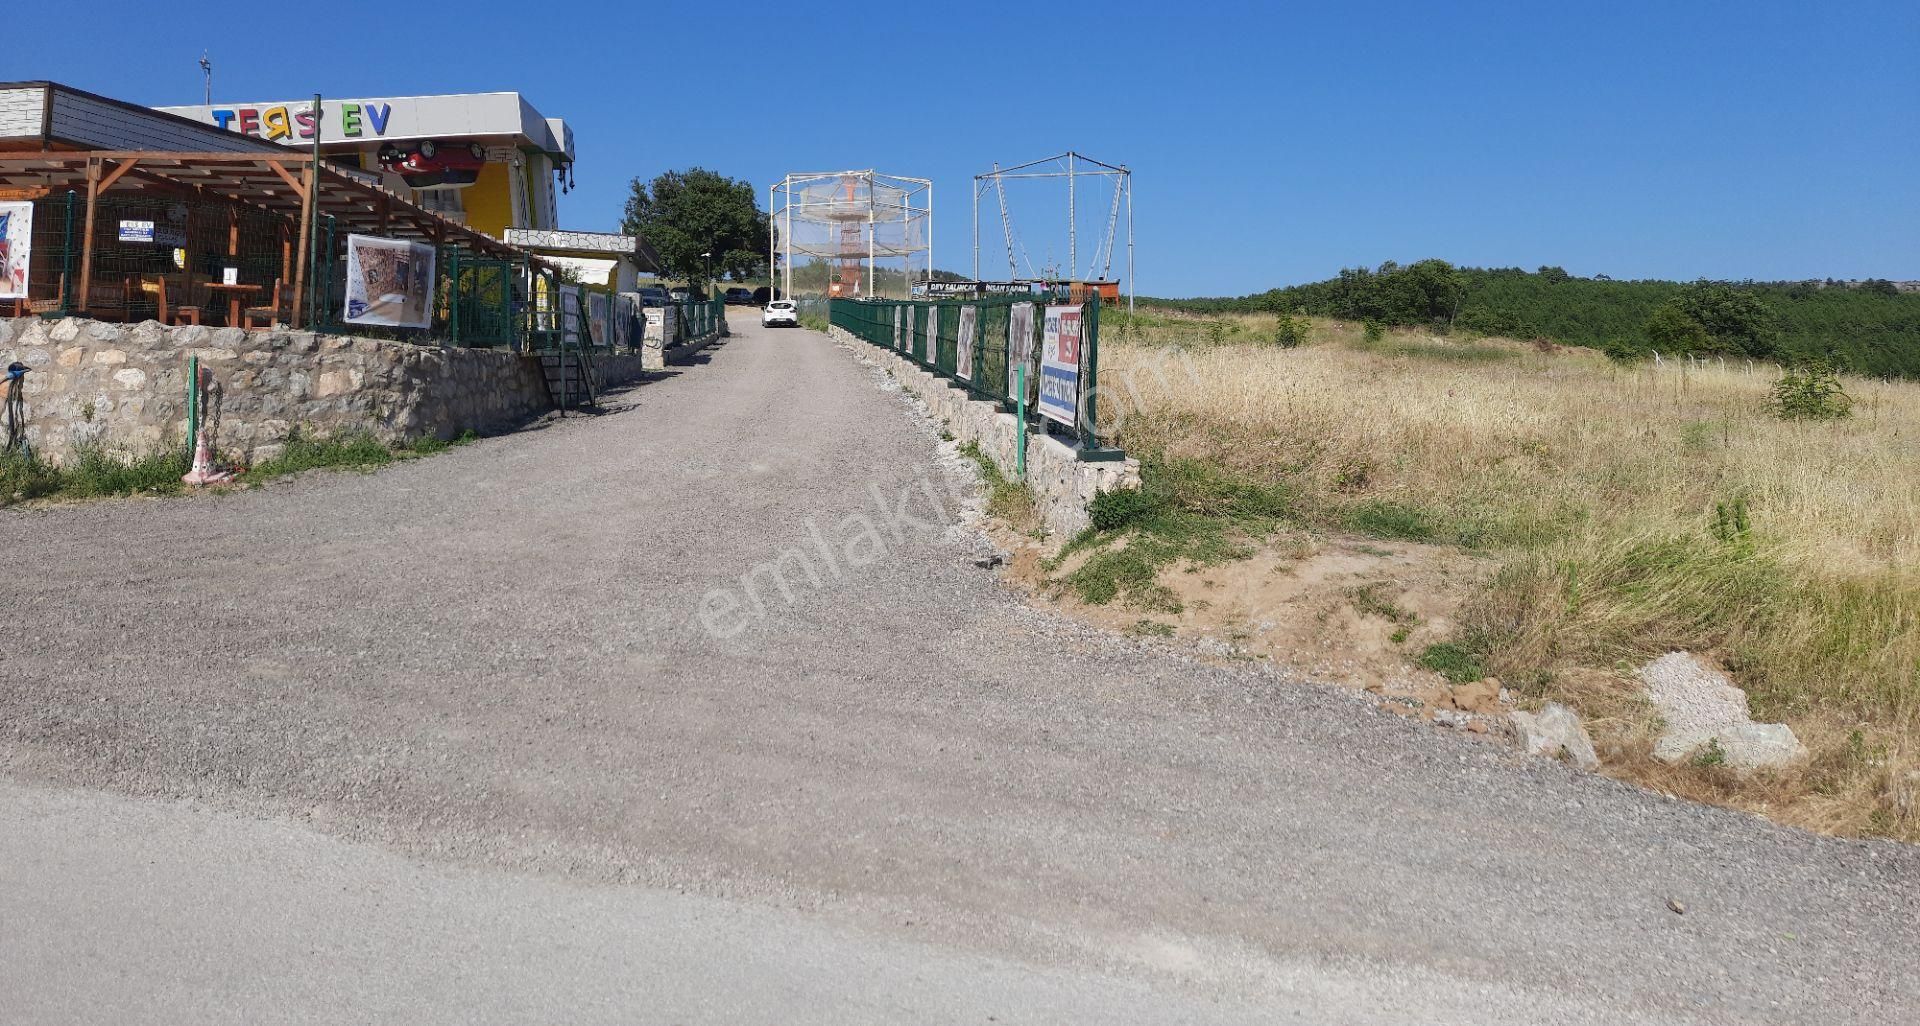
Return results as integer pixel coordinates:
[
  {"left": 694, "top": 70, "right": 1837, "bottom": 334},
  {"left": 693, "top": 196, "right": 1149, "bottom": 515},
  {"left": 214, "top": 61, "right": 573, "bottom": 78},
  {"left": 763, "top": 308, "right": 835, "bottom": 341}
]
[{"left": 1154, "top": 263, "right": 1920, "bottom": 377}]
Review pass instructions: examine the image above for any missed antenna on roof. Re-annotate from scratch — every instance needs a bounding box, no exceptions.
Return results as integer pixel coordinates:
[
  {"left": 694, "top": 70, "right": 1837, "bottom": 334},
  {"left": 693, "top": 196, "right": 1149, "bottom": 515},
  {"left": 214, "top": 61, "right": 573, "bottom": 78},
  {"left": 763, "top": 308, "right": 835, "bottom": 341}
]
[{"left": 198, "top": 52, "right": 212, "bottom": 105}]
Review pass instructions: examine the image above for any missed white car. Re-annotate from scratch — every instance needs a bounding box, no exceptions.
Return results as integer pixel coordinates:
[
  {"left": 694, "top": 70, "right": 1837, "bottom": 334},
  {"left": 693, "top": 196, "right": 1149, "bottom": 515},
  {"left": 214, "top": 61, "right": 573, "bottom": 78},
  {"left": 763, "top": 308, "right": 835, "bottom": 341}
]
[{"left": 762, "top": 300, "right": 799, "bottom": 328}]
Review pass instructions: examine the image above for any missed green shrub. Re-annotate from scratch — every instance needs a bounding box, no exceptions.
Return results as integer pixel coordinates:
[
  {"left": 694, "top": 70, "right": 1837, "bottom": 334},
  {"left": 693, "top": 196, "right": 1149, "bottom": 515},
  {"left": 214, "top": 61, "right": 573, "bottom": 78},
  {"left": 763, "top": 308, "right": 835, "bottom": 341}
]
[
  {"left": 1089, "top": 486, "right": 1161, "bottom": 531},
  {"left": 0, "top": 450, "right": 64, "bottom": 504},
  {"left": 1362, "top": 320, "right": 1386, "bottom": 344},
  {"left": 1769, "top": 362, "right": 1852, "bottom": 421},
  {"left": 1274, "top": 314, "right": 1311, "bottom": 349},
  {"left": 61, "top": 446, "right": 189, "bottom": 497},
  {"left": 1419, "top": 641, "right": 1488, "bottom": 684}
]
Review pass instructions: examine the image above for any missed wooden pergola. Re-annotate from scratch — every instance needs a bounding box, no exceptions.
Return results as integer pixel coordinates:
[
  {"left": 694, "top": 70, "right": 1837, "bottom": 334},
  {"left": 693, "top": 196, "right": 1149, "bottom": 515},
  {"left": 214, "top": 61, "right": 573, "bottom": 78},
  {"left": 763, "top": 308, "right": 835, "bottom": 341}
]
[{"left": 0, "top": 149, "right": 541, "bottom": 326}]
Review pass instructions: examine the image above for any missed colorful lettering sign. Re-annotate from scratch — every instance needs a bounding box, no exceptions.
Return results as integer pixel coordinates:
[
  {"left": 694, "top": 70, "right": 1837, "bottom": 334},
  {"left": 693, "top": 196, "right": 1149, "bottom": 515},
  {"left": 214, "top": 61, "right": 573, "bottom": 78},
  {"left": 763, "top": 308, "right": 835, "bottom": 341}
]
[
  {"left": 1038, "top": 304, "right": 1083, "bottom": 428},
  {"left": 206, "top": 102, "right": 393, "bottom": 141}
]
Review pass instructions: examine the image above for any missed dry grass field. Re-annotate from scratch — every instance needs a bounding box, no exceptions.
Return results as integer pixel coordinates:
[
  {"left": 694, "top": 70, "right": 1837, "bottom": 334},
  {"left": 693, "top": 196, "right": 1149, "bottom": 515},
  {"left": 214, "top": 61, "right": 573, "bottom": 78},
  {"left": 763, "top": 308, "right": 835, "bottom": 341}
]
[{"left": 1085, "top": 308, "right": 1919, "bottom": 840}]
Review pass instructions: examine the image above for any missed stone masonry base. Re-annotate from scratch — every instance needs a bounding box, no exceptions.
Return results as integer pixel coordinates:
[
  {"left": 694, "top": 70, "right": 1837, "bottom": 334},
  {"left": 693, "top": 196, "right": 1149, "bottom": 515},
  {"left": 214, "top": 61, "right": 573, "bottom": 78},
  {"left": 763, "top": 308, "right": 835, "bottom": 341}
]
[{"left": 829, "top": 325, "right": 1140, "bottom": 538}]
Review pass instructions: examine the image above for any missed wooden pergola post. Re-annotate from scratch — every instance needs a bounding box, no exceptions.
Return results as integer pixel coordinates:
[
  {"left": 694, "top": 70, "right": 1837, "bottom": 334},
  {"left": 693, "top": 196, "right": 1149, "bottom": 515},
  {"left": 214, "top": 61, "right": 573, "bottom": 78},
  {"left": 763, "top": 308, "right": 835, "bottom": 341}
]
[
  {"left": 74, "top": 157, "right": 141, "bottom": 313},
  {"left": 287, "top": 159, "right": 315, "bottom": 328},
  {"left": 76, "top": 159, "right": 101, "bottom": 312}
]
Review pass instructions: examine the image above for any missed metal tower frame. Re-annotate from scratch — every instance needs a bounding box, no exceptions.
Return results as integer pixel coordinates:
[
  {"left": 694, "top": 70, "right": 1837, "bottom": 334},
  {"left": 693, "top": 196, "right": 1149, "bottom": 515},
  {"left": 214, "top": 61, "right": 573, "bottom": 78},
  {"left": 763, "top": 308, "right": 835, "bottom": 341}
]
[
  {"left": 769, "top": 170, "right": 933, "bottom": 300},
  {"left": 972, "top": 152, "right": 1133, "bottom": 312}
]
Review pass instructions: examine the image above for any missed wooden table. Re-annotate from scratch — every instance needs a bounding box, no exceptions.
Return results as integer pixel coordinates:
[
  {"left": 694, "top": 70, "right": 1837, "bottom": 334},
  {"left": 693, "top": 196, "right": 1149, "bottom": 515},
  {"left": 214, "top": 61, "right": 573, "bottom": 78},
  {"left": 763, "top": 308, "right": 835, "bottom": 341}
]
[{"left": 202, "top": 282, "right": 263, "bottom": 327}]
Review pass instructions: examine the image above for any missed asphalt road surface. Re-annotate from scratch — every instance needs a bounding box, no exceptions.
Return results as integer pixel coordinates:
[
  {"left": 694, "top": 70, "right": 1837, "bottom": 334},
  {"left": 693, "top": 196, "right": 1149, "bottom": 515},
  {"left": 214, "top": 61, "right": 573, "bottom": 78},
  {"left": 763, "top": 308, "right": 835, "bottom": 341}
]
[{"left": 3, "top": 318, "right": 1916, "bottom": 1025}]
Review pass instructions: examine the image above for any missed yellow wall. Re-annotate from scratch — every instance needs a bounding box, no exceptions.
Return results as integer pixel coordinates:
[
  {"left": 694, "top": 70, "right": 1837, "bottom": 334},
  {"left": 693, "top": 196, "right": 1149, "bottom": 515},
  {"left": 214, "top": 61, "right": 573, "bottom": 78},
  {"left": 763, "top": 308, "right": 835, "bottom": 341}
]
[{"left": 462, "top": 161, "right": 516, "bottom": 238}]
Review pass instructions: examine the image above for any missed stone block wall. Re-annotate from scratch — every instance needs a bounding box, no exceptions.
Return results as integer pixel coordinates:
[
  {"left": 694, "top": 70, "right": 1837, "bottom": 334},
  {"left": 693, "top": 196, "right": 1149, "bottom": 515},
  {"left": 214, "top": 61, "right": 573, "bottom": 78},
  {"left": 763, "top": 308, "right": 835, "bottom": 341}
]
[
  {"left": 829, "top": 325, "right": 1140, "bottom": 537},
  {"left": 0, "top": 317, "right": 651, "bottom": 466}
]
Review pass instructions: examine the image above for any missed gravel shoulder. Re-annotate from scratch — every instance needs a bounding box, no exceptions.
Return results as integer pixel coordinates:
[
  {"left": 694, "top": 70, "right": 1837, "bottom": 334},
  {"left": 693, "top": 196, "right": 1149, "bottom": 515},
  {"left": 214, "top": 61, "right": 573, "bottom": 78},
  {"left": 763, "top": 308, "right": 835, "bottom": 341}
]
[{"left": 2, "top": 321, "right": 1916, "bottom": 1024}]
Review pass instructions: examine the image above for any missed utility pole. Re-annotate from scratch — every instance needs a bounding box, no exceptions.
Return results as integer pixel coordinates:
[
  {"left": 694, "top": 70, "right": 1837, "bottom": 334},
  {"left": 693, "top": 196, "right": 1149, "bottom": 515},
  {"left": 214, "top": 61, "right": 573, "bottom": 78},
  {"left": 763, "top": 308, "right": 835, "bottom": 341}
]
[{"left": 198, "top": 53, "right": 212, "bottom": 105}]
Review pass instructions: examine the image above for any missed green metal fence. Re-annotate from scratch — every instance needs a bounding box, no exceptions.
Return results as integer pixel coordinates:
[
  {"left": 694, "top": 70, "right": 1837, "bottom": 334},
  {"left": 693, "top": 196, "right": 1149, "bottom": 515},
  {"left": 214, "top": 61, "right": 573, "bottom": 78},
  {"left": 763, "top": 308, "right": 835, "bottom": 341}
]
[
  {"left": 830, "top": 293, "right": 1106, "bottom": 450},
  {"left": 673, "top": 296, "right": 726, "bottom": 344}
]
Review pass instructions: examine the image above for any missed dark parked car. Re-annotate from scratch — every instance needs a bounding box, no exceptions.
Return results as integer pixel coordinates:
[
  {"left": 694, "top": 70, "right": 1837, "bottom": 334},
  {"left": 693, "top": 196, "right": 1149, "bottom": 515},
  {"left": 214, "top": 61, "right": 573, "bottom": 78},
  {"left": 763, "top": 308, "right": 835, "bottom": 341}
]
[
  {"left": 724, "top": 287, "right": 754, "bottom": 305},
  {"left": 751, "top": 286, "right": 784, "bottom": 304}
]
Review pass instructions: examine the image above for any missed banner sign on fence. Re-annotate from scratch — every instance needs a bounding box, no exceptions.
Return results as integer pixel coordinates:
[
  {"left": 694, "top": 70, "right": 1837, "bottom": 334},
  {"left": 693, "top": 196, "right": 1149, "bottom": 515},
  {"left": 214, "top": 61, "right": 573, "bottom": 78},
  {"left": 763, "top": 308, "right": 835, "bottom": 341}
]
[
  {"left": 1008, "top": 302, "right": 1035, "bottom": 402},
  {"left": 1038, "top": 304, "right": 1083, "bottom": 428},
  {"left": 0, "top": 201, "right": 30, "bottom": 300},
  {"left": 587, "top": 290, "right": 611, "bottom": 348},
  {"left": 560, "top": 285, "right": 583, "bottom": 345},
  {"left": 343, "top": 233, "right": 434, "bottom": 328},
  {"left": 893, "top": 306, "right": 903, "bottom": 351},
  {"left": 903, "top": 305, "right": 915, "bottom": 358},
  {"left": 923, "top": 306, "right": 937, "bottom": 363},
  {"left": 956, "top": 306, "right": 977, "bottom": 380}
]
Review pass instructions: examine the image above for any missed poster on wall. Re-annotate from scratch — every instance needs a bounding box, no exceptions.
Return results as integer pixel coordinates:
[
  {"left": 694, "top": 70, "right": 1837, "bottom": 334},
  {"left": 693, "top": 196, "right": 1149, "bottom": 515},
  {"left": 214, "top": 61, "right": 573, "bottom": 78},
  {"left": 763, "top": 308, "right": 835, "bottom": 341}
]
[
  {"left": 903, "top": 306, "right": 915, "bottom": 360},
  {"left": 1037, "top": 304, "right": 1084, "bottom": 428},
  {"left": 343, "top": 233, "right": 435, "bottom": 328},
  {"left": 892, "top": 306, "right": 903, "bottom": 350},
  {"left": 1008, "top": 302, "right": 1035, "bottom": 402},
  {"left": 956, "top": 306, "right": 977, "bottom": 380},
  {"left": 922, "top": 306, "right": 937, "bottom": 362},
  {"left": 0, "top": 201, "right": 32, "bottom": 300}
]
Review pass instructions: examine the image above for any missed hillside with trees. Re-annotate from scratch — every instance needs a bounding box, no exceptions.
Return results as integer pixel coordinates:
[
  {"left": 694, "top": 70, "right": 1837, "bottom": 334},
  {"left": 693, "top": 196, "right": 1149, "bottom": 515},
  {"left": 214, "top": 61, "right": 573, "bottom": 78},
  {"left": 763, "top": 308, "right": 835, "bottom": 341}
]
[{"left": 1155, "top": 263, "right": 1920, "bottom": 377}]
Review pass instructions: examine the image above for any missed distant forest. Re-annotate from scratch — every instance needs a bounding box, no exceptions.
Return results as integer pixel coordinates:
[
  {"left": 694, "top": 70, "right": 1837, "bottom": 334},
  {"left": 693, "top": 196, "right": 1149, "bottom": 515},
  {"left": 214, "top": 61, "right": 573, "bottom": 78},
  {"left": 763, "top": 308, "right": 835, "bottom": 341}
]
[{"left": 1153, "top": 263, "right": 1920, "bottom": 377}]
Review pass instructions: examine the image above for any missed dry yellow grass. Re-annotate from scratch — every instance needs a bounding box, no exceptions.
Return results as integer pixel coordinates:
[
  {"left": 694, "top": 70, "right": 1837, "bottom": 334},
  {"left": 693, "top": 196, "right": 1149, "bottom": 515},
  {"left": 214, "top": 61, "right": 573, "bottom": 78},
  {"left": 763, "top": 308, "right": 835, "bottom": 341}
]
[{"left": 1097, "top": 311, "right": 1920, "bottom": 839}]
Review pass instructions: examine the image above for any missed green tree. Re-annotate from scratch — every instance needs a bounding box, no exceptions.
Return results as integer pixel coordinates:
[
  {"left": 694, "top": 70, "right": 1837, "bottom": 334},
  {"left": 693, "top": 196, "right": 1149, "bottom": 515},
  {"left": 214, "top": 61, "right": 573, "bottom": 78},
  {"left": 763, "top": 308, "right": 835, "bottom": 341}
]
[
  {"left": 1655, "top": 281, "right": 1780, "bottom": 357},
  {"left": 621, "top": 168, "right": 769, "bottom": 286},
  {"left": 1644, "top": 302, "right": 1714, "bottom": 354}
]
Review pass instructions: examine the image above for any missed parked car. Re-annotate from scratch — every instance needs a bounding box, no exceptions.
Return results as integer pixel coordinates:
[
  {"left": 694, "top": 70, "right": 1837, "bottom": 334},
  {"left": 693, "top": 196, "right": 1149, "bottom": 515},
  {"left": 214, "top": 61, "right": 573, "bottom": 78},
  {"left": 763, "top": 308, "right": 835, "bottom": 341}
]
[
  {"left": 752, "top": 286, "right": 784, "bottom": 305},
  {"left": 762, "top": 299, "right": 798, "bottom": 328},
  {"left": 637, "top": 287, "right": 672, "bottom": 307},
  {"left": 724, "top": 287, "right": 754, "bottom": 305}
]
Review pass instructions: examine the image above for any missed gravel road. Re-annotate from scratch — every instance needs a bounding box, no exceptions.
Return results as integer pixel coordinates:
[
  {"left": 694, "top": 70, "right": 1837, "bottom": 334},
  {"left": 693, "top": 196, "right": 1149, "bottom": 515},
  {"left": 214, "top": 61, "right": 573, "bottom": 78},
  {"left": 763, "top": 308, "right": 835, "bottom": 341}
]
[{"left": 2, "top": 319, "right": 1916, "bottom": 1024}]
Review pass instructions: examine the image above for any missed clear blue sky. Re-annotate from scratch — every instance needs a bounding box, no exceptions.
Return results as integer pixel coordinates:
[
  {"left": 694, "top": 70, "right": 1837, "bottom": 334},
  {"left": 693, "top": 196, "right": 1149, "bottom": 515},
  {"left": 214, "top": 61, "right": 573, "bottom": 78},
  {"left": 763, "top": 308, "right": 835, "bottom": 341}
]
[{"left": 19, "top": 0, "right": 1916, "bottom": 296}]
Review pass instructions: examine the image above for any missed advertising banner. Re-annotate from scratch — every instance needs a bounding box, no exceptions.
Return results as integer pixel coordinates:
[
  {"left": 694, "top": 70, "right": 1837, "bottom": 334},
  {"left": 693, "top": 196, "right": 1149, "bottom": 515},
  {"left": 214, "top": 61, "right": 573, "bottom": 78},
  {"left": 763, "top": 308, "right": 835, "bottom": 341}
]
[
  {"left": 903, "top": 306, "right": 915, "bottom": 359},
  {"left": 956, "top": 306, "right": 977, "bottom": 380},
  {"left": 1038, "top": 304, "right": 1084, "bottom": 428},
  {"left": 892, "top": 306, "right": 903, "bottom": 350},
  {"left": 343, "top": 234, "right": 435, "bottom": 328},
  {"left": 1008, "top": 302, "right": 1035, "bottom": 402},
  {"left": 0, "top": 201, "right": 32, "bottom": 300},
  {"left": 560, "top": 286, "right": 583, "bottom": 346},
  {"left": 923, "top": 306, "right": 938, "bottom": 363},
  {"left": 587, "top": 290, "right": 611, "bottom": 348}
]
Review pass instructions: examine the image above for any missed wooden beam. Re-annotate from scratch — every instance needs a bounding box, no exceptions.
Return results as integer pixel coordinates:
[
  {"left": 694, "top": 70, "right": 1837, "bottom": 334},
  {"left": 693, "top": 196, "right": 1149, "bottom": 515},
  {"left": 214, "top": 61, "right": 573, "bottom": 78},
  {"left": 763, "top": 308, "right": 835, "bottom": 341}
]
[
  {"left": 263, "top": 160, "right": 306, "bottom": 200},
  {"left": 77, "top": 159, "right": 101, "bottom": 312},
  {"left": 0, "top": 186, "right": 51, "bottom": 200},
  {"left": 96, "top": 157, "right": 140, "bottom": 192},
  {"left": 291, "top": 160, "right": 316, "bottom": 328}
]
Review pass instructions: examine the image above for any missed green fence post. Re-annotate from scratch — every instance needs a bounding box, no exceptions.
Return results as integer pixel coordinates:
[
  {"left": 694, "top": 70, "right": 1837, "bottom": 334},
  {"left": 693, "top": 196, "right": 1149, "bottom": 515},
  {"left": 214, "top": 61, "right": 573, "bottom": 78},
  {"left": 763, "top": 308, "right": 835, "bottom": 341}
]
[
  {"left": 61, "top": 189, "right": 77, "bottom": 313},
  {"left": 1083, "top": 297, "right": 1101, "bottom": 450},
  {"left": 1016, "top": 364, "right": 1027, "bottom": 480},
  {"left": 185, "top": 355, "right": 198, "bottom": 458},
  {"left": 448, "top": 248, "right": 461, "bottom": 346}
]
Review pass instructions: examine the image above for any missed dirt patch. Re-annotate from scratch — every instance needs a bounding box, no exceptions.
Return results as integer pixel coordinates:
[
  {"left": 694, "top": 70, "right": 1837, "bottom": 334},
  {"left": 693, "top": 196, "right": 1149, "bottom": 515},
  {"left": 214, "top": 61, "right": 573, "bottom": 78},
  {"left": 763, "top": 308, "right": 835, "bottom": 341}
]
[{"left": 993, "top": 521, "right": 1496, "bottom": 713}]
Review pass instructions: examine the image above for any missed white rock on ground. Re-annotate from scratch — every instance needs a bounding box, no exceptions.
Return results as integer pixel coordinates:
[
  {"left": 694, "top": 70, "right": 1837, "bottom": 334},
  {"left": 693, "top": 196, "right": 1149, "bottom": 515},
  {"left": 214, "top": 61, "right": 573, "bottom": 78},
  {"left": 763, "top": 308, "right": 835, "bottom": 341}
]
[
  {"left": 1639, "top": 652, "right": 1807, "bottom": 772},
  {"left": 1510, "top": 702, "right": 1600, "bottom": 771}
]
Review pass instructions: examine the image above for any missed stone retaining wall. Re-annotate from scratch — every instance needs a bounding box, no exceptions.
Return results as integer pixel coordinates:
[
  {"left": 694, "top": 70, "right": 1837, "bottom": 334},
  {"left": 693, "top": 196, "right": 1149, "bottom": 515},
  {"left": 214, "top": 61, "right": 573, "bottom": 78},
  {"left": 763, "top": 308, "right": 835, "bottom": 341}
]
[
  {"left": 1, "top": 317, "right": 651, "bottom": 466},
  {"left": 829, "top": 325, "right": 1139, "bottom": 537}
]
